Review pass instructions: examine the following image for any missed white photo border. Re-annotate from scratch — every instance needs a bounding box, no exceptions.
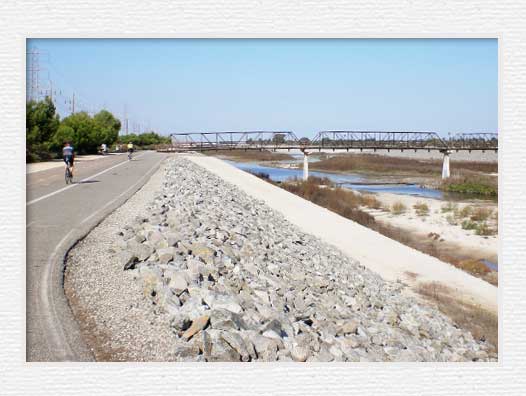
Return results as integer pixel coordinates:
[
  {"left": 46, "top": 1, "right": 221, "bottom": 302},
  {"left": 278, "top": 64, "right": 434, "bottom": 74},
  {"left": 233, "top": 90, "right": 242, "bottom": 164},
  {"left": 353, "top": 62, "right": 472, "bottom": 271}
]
[{"left": 2, "top": 1, "right": 523, "bottom": 395}]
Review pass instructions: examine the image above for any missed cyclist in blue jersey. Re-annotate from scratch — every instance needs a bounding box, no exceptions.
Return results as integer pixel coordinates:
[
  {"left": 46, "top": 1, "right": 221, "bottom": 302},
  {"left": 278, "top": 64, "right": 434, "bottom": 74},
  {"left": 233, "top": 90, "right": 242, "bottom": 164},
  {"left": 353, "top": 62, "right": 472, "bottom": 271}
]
[{"left": 63, "top": 142, "right": 75, "bottom": 176}]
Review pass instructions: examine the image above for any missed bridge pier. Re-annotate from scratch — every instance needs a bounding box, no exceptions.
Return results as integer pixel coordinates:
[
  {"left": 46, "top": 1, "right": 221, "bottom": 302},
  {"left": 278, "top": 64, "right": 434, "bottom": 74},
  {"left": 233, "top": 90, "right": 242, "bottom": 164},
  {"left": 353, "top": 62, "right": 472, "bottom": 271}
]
[
  {"left": 303, "top": 151, "right": 309, "bottom": 181},
  {"left": 441, "top": 150, "right": 451, "bottom": 179}
]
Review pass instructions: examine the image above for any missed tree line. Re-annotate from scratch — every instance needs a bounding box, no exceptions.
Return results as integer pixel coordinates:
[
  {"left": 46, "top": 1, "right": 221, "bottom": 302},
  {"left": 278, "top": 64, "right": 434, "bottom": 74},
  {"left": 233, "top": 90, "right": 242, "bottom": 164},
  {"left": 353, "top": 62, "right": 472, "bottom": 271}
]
[{"left": 26, "top": 97, "right": 171, "bottom": 162}]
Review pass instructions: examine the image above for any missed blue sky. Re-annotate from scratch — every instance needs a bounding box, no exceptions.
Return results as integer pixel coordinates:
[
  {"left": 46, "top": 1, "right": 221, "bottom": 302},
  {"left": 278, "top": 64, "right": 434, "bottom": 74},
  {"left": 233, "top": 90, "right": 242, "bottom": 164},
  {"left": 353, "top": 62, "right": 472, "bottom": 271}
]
[{"left": 27, "top": 38, "right": 497, "bottom": 138}]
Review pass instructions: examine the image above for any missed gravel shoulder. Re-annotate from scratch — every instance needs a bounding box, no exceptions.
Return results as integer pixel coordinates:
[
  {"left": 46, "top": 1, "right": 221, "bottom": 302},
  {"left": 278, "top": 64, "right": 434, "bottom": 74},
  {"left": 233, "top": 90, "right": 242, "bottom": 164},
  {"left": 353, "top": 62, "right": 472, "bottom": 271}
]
[
  {"left": 65, "top": 155, "right": 497, "bottom": 361},
  {"left": 64, "top": 163, "right": 181, "bottom": 361}
]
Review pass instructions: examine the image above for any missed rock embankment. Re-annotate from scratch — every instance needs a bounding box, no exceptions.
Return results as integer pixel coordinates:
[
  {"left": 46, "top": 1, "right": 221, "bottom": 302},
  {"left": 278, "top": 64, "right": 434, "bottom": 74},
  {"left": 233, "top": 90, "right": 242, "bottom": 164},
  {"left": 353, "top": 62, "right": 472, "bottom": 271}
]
[{"left": 66, "top": 157, "right": 496, "bottom": 361}]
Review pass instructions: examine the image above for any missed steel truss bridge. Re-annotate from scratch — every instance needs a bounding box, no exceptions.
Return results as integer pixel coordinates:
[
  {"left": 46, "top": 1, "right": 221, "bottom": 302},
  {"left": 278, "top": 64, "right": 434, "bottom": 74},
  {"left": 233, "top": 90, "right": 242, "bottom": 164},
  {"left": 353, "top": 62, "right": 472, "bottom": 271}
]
[{"left": 162, "top": 131, "right": 498, "bottom": 152}]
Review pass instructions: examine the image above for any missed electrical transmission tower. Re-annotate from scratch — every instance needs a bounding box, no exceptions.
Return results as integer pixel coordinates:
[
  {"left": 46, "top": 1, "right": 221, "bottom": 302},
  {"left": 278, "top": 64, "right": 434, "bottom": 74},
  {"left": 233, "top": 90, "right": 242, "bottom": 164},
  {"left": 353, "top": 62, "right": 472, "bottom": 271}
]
[{"left": 27, "top": 48, "right": 41, "bottom": 102}]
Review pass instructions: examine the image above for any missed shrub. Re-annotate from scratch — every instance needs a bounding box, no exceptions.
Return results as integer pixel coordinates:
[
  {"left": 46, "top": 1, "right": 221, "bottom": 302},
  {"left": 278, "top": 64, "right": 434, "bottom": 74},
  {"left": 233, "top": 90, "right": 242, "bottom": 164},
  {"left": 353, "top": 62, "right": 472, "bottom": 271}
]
[
  {"left": 391, "top": 201, "right": 407, "bottom": 215},
  {"left": 461, "top": 219, "right": 478, "bottom": 230},
  {"left": 441, "top": 202, "right": 457, "bottom": 213},
  {"left": 360, "top": 194, "right": 382, "bottom": 209},
  {"left": 475, "top": 222, "right": 496, "bottom": 236},
  {"left": 413, "top": 202, "right": 429, "bottom": 216},
  {"left": 279, "top": 180, "right": 376, "bottom": 227},
  {"left": 456, "top": 205, "right": 474, "bottom": 219},
  {"left": 470, "top": 207, "right": 493, "bottom": 222},
  {"left": 440, "top": 174, "right": 497, "bottom": 197}
]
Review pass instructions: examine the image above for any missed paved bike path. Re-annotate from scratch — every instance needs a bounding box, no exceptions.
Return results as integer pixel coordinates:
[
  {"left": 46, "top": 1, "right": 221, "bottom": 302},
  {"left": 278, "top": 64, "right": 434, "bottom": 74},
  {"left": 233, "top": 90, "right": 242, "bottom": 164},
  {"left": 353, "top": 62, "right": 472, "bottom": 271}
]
[{"left": 26, "top": 150, "right": 167, "bottom": 361}]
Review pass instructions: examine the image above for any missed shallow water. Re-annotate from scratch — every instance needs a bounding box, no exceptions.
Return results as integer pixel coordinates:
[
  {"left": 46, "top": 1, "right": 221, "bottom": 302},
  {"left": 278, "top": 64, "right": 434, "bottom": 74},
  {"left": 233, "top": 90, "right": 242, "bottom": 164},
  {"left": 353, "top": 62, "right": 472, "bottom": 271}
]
[
  {"left": 228, "top": 160, "right": 448, "bottom": 199},
  {"left": 481, "top": 259, "right": 498, "bottom": 272}
]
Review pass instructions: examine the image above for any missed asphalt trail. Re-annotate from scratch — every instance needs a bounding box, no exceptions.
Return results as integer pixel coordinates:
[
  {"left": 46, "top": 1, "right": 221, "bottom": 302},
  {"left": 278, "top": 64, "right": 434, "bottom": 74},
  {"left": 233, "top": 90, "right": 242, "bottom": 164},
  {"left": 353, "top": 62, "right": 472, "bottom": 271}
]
[{"left": 26, "top": 150, "right": 167, "bottom": 361}]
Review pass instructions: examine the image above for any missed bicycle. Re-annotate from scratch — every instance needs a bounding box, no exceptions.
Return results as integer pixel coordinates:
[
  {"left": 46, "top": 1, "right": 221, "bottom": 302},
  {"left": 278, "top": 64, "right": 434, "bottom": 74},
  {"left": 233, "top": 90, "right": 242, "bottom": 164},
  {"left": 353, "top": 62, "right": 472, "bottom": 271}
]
[
  {"left": 64, "top": 160, "right": 73, "bottom": 184},
  {"left": 128, "top": 150, "right": 133, "bottom": 161}
]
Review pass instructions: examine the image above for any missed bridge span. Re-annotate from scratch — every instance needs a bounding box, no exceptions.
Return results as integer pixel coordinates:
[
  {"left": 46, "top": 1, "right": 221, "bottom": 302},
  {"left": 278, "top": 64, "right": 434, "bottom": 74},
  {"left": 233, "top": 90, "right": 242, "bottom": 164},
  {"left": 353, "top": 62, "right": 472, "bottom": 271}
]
[{"left": 159, "top": 131, "right": 498, "bottom": 180}]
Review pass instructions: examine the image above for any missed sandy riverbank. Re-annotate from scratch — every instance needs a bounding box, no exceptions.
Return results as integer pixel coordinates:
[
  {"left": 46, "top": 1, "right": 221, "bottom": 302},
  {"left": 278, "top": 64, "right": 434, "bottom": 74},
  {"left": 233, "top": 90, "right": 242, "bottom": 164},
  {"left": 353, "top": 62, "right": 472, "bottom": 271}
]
[{"left": 363, "top": 192, "right": 498, "bottom": 264}]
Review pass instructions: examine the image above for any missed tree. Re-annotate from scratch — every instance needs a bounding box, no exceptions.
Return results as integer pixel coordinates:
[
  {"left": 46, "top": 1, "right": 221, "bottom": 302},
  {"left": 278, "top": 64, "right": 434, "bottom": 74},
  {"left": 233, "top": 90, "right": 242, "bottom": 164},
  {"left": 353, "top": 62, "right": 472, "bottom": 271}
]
[
  {"left": 118, "top": 131, "right": 171, "bottom": 147},
  {"left": 272, "top": 133, "right": 286, "bottom": 145},
  {"left": 26, "top": 97, "right": 125, "bottom": 160},
  {"left": 60, "top": 112, "right": 98, "bottom": 154},
  {"left": 93, "top": 110, "right": 121, "bottom": 145},
  {"left": 26, "top": 97, "right": 60, "bottom": 161}
]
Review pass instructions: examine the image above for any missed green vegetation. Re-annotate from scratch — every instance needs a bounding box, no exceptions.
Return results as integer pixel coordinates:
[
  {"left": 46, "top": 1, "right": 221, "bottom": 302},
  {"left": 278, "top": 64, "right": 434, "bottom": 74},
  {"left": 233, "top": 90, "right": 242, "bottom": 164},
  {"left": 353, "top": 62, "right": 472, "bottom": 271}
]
[
  {"left": 117, "top": 132, "right": 171, "bottom": 149},
  {"left": 440, "top": 175, "right": 497, "bottom": 197},
  {"left": 450, "top": 205, "right": 497, "bottom": 236},
  {"left": 26, "top": 97, "right": 60, "bottom": 162},
  {"left": 461, "top": 219, "right": 478, "bottom": 230},
  {"left": 475, "top": 222, "right": 496, "bottom": 236},
  {"left": 391, "top": 201, "right": 407, "bottom": 215},
  {"left": 26, "top": 97, "right": 170, "bottom": 162}
]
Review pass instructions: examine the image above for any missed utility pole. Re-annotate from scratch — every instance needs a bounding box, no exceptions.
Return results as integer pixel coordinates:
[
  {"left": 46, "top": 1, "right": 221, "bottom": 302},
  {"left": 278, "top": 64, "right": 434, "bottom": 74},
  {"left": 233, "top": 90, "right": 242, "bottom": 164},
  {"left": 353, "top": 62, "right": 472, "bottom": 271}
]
[
  {"left": 71, "top": 93, "right": 75, "bottom": 114},
  {"left": 124, "top": 105, "right": 128, "bottom": 135}
]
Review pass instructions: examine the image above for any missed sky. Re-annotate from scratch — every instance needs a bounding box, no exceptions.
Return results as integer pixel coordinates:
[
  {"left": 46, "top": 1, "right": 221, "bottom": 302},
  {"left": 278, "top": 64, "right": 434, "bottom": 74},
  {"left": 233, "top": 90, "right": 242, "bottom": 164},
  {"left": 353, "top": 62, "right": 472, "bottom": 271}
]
[{"left": 27, "top": 38, "right": 498, "bottom": 139}]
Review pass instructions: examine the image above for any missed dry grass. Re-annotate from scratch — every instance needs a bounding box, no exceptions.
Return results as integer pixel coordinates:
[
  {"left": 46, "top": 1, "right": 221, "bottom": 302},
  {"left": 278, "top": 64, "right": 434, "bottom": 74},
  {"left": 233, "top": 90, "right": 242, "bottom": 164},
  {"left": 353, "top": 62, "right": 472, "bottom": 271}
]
[
  {"left": 279, "top": 179, "right": 377, "bottom": 227},
  {"left": 441, "top": 202, "right": 457, "bottom": 213},
  {"left": 470, "top": 207, "right": 493, "bottom": 222},
  {"left": 454, "top": 206, "right": 497, "bottom": 236},
  {"left": 309, "top": 153, "right": 498, "bottom": 175},
  {"left": 413, "top": 202, "right": 430, "bottom": 216},
  {"left": 391, "top": 201, "right": 407, "bottom": 215},
  {"left": 417, "top": 281, "right": 498, "bottom": 353},
  {"left": 475, "top": 222, "right": 497, "bottom": 236},
  {"left": 445, "top": 215, "right": 458, "bottom": 226},
  {"left": 360, "top": 194, "right": 383, "bottom": 210},
  {"left": 252, "top": 174, "right": 497, "bottom": 285},
  {"left": 208, "top": 149, "right": 294, "bottom": 162}
]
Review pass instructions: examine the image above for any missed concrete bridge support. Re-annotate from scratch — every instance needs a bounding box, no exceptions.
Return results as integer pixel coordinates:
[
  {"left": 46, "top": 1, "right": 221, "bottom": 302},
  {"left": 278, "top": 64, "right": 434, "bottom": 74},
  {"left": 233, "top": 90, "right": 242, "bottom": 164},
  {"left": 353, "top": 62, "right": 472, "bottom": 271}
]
[
  {"left": 441, "top": 150, "right": 451, "bottom": 179},
  {"left": 303, "top": 151, "right": 309, "bottom": 181}
]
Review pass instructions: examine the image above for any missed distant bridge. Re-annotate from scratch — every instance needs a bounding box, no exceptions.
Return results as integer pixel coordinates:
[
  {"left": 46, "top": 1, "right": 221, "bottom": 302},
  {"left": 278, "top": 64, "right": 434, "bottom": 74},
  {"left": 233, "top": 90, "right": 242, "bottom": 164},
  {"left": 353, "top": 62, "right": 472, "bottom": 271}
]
[
  {"left": 159, "top": 130, "right": 498, "bottom": 179},
  {"left": 163, "top": 130, "right": 497, "bottom": 153}
]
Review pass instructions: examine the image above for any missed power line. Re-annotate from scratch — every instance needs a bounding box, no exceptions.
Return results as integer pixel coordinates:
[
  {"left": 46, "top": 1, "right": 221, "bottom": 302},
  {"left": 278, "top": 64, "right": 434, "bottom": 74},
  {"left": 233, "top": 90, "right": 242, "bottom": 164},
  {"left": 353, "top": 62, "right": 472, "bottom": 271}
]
[{"left": 29, "top": 49, "right": 159, "bottom": 134}]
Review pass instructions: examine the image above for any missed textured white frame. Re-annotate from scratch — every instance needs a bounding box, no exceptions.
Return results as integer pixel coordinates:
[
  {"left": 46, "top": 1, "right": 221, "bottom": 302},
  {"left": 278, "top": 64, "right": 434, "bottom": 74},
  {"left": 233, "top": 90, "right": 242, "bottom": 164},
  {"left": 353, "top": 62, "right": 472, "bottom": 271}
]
[{"left": 2, "top": 1, "right": 524, "bottom": 395}]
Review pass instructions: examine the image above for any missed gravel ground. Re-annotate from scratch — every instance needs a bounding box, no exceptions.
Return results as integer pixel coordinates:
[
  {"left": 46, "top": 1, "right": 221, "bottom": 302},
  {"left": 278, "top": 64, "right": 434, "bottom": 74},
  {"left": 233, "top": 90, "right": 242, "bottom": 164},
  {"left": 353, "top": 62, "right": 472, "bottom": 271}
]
[{"left": 65, "top": 164, "right": 181, "bottom": 361}]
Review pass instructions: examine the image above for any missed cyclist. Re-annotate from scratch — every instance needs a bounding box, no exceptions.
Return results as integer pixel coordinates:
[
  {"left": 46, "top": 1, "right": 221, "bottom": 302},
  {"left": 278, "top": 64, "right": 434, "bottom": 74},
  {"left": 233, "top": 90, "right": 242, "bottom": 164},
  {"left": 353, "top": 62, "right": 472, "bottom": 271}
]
[
  {"left": 127, "top": 141, "right": 134, "bottom": 159},
  {"left": 63, "top": 142, "right": 75, "bottom": 176}
]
